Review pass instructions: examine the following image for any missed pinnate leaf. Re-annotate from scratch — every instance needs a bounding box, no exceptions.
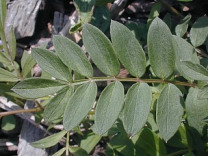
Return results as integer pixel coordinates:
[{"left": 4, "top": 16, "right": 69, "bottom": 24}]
[
  {"left": 53, "top": 35, "right": 93, "bottom": 77},
  {"left": 44, "top": 87, "right": 73, "bottom": 123},
  {"left": 110, "top": 20, "right": 146, "bottom": 77},
  {"left": 122, "top": 83, "right": 152, "bottom": 137},
  {"left": 32, "top": 48, "right": 72, "bottom": 82},
  {"left": 63, "top": 82, "right": 97, "bottom": 131},
  {"left": 190, "top": 16, "right": 208, "bottom": 47},
  {"left": 156, "top": 84, "right": 184, "bottom": 141},
  {"left": 12, "top": 78, "right": 67, "bottom": 98},
  {"left": 94, "top": 81, "right": 124, "bottom": 135},
  {"left": 148, "top": 17, "right": 175, "bottom": 79},
  {"left": 31, "top": 130, "right": 67, "bottom": 148},
  {"left": 82, "top": 23, "right": 120, "bottom": 76}
]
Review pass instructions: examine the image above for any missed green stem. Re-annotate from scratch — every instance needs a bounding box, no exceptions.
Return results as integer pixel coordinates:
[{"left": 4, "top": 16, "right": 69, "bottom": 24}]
[
  {"left": 70, "top": 77, "right": 197, "bottom": 88},
  {"left": 166, "top": 148, "right": 191, "bottom": 156},
  {"left": 66, "top": 132, "right": 69, "bottom": 156}
]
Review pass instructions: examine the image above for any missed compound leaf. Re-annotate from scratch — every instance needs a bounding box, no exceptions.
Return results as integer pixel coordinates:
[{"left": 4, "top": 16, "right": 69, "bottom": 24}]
[
  {"left": 110, "top": 20, "right": 146, "bottom": 77},
  {"left": 8, "top": 27, "right": 16, "bottom": 61},
  {"left": 156, "top": 84, "right": 184, "bottom": 141},
  {"left": 82, "top": 23, "right": 120, "bottom": 76},
  {"left": 32, "top": 48, "right": 72, "bottom": 82},
  {"left": 53, "top": 35, "right": 93, "bottom": 78},
  {"left": 12, "top": 78, "right": 67, "bottom": 98},
  {"left": 122, "top": 83, "right": 152, "bottom": 137},
  {"left": 94, "top": 81, "right": 124, "bottom": 135},
  {"left": 31, "top": 130, "right": 67, "bottom": 148},
  {"left": 63, "top": 82, "right": 97, "bottom": 131},
  {"left": 148, "top": 17, "right": 175, "bottom": 79}
]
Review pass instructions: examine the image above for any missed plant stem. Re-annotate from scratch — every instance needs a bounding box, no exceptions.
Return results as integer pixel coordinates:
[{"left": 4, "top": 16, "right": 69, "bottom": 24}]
[
  {"left": 66, "top": 132, "right": 70, "bottom": 156},
  {"left": 166, "top": 148, "right": 191, "bottom": 156},
  {"left": 0, "top": 107, "right": 42, "bottom": 118},
  {"left": 71, "top": 77, "right": 197, "bottom": 88},
  {"left": 158, "top": 0, "right": 184, "bottom": 18}
]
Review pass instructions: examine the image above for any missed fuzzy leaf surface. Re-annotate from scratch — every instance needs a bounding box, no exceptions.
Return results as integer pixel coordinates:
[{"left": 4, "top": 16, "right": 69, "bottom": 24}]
[
  {"left": 21, "top": 51, "right": 36, "bottom": 78},
  {"left": 190, "top": 16, "right": 208, "bottom": 47},
  {"left": 44, "top": 87, "right": 73, "bottom": 123},
  {"left": 110, "top": 20, "right": 146, "bottom": 77},
  {"left": 198, "top": 85, "right": 208, "bottom": 99},
  {"left": 8, "top": 27, "right": 16, "bottom": 61},
  {"left": 12, "top": 78, "right": 67, "bottom": 98},
  {"left": 53, "top": 35, "right": 93, "bottom": 77},
  {"left": 148, "top": 17, "right": 175, "bottom": 78},
  {"left": 63, "top": 82, "right": 97, "bottom": 131},
  {"left": 31, "top": 130, "right": 67, "bottom": 148},
  {"left": 122, "top": 83, "right": 152, "bottom": 137},
  {"left": 186, "top": 88, "right": 208, "bottom": 135},
  {"left": 94, "top": 81, "right": 124, "bottom": 135},
  {"left": 0, "top": 68, "right": 19, "bottom": 82},
  {"left": 175, "top": 15, "right": 191, "bottom": 37},
  {"left": 156, "top": 84, "right": 184, "bottom": 141},
  {"left": 181, "top": 61, "right": 208, "bottom": 81},
  {"left": 32, "top": 48, "right": 72, "bottom": 82},
  {"left": 173, "top": 35, "right": 199, "bottom": 81},
  {"left": 82, "top": 23, "right": 120, "bottom": 76}
]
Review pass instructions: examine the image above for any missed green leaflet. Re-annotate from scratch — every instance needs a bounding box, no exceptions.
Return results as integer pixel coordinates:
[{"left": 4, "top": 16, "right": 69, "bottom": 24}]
[
  {"left": 156, "top": 84, "right": 184, "bottom": 141},
  {"left": 0, "top": 0, "right": 6, "bottom": 26},
  {"left": 0, "top": 68, "right": 19, "bottom": 82},
  {"left": 74, "top": 0, "right": 95, "bottom": 23},
  {"left": 190, "top": 16, "right": 208, "bottom": 47},
  {"left": 198, "top": 85, "right": 208, "bottom": 99},
  {"left": 147, "top": 17, "right": 175, "bottom": 79},
  {"left": 122, "top": 83, "right": 152, "bottom": 137},
  {"left": 63, "top": 82, "right": 97, "bottom": 131},
  {"left": 21, "top": 51, "right": 36, "bottom": 78},
  {"left": 31, "top": 130, "right": 67, "bottom": 148},
  {"left": 12, "top": 78, "right": 67, "bottom": 98},
  {"left": 32, "top": 48, "right": 72, "bottom": 82},
  {"left": 186, "top": 88, "right": 208, "bottom": 136},
  {"left": 8, "top": 27, "right": 16, "bottom": 61},
  {"left": 80, "top": 132, "right": 101, "bottom": 153},
  {"left": 135, "top": 128, "right": 167, "bottom": 156},
  {"left": 180, "top": 61, "right": 208, "bottom": 81},
  {"left": 52, "top": 147, "right": 66, "bottom": 156},
  {"left": 173, "top": 35, "right": 199, "bottom": 81},
  {"left": 44, "top": 87, "right": 73, "bottom": 123},
  {"left": 1, "top": 115, "right": 16, "bottom": 131},
  {"left": 175, "top": 15, "right": 191, "bottom": 37},
  {"left": 147, "top": 2, "right": 161, "bottom": 27},
  {"left": 94, "top": 81, "right": 124, "bottom": 135},
  {"left": 53, "top": 35, "right": 93, "bottom": 78},
  {"left": 82, "top": 23, "right": 120, "bottom": 76},
  {"left": 90, "top": 6, "right": 110, "bottom": 33},
  {"left": 110, "top": 20, "right": 146, "bottom": 77},
  {"left": 68, "top": 147, "right": 89, "bottom": 156}
]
